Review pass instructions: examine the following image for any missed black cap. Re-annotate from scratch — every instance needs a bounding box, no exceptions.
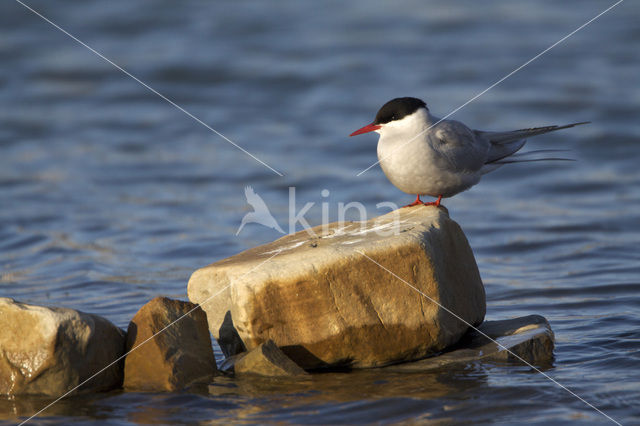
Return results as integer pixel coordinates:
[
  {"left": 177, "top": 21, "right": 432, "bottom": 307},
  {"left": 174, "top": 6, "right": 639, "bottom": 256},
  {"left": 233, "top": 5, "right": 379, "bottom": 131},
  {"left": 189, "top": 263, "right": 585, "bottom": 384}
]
[{"left": 373, "top": 97, "right": 427, "bottom": 125}]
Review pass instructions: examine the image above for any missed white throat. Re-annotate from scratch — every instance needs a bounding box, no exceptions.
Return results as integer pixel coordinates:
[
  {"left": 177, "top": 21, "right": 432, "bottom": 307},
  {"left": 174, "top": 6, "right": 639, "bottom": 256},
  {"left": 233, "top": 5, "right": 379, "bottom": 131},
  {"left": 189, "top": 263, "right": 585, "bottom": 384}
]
[{"left": 376, "top": 108, "right": 432, "bottom": 138}]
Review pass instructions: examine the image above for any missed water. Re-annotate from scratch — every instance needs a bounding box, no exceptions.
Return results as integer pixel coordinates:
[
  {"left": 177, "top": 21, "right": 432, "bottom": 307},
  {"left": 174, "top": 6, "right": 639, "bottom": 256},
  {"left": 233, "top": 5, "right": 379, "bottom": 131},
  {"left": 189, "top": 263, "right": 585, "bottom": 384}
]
[{"left": 1, "top": 0, "right": 639, "bottom": 423}]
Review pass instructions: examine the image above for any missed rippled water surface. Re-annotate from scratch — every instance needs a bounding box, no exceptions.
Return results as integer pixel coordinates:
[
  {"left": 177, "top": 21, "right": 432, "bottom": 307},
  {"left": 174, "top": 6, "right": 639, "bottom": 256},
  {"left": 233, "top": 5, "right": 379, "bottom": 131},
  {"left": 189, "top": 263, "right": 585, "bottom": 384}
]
[{"left": 1, "top": 0, "right": 639, "bottom": 424}]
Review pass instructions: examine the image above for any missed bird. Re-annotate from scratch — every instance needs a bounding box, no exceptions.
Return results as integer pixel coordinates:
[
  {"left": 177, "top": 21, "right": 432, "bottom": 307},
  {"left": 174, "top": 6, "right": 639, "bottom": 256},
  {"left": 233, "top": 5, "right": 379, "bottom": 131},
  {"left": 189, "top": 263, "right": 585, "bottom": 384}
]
[
  {"left": 350, "top": 97, "right": 587, "bottom": 207},
  {"left": 236, "top": 186, "right": 285, "bottom": 235}
]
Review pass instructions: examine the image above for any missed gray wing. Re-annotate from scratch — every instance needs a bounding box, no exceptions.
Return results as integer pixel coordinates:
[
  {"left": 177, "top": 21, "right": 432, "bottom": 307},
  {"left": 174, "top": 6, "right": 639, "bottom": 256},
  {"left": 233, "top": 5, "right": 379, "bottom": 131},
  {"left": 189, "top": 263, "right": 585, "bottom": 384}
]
[{"left": 431, "top": 120, "right": 490, "bottom": 172}]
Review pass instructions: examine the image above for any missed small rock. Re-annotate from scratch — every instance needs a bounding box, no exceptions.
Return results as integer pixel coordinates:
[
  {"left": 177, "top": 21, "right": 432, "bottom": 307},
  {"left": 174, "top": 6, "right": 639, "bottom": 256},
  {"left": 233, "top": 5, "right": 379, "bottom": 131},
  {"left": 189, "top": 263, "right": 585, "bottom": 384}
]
[
  {"left": 218, "top": 352, "right": 245, "bottom": 374},
  {"left": 473, "top": 314, "right": 555, "bottom": 364},
  {"left": 385, "top": 315, "right": 555, "bottom": 372},
  {"left": 234, "top": 340, "right": 308, "bottom": 377},
  {"left": 188, "top": 207, "right": 485, "bottom": 369},
  {"left": 123, "top": 297, "right": 217, "bottom": 391},
  {"left": 0, "top": 298, "right": 125, "bottom": 396}
]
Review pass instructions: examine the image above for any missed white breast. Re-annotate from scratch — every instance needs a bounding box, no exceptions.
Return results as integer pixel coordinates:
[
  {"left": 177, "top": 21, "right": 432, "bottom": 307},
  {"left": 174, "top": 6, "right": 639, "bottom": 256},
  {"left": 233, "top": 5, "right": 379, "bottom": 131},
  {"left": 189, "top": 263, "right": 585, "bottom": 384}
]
[{"left": 376, "top": 110, "right": 484, "bottom": 197}]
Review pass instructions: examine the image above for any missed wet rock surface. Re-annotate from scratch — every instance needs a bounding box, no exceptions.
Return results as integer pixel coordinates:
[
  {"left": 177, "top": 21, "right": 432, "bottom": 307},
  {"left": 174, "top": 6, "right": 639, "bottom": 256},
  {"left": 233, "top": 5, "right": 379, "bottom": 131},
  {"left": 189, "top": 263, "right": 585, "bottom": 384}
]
[
  {"left": 123, "top": 297, "right": 217, "bottom": 391},
  {"left": 233, "top": 340, "right": 309, "bottom": 377},
  {"left": 0, "top": 298, "right": 125, "bottom": 396},
  {"left": 385, "top": 315, "right": 555, "bottom": 372}
]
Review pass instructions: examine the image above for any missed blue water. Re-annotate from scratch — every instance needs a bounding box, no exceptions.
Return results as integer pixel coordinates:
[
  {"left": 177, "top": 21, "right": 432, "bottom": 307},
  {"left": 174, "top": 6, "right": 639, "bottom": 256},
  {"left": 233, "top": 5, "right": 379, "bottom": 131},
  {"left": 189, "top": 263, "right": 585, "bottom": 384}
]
[{"left": 1, "top": 0, "right": 639, "bottom": 424}]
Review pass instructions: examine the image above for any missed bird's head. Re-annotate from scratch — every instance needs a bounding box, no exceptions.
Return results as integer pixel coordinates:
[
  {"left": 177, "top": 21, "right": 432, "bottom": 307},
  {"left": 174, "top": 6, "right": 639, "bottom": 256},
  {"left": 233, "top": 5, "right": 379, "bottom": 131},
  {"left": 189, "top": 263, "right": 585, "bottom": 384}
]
[{"left": 349, "top": 97, "right": 429, "bottom": 137}]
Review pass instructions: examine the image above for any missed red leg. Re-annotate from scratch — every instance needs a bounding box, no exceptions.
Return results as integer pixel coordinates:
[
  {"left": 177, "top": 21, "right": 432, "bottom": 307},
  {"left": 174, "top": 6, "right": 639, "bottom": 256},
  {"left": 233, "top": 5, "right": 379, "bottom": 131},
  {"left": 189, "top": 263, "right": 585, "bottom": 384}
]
[
  {"left": 422, "top": 195, "right": 443, "bottom": 207},
  {"left": 403, "top": 194, "right": 423, "bottom": 208}
]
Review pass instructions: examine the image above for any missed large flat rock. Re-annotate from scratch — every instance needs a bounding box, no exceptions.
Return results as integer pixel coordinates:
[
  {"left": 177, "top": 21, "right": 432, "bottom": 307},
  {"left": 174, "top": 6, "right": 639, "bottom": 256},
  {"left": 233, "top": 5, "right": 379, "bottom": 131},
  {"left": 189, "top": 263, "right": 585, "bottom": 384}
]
[
  {"left": 385, "top": 315, "right": 555, "bottom": 372},
  {"left": 0, "top": 298, "right": 125, "bottom": 396},
  {"left": 188, "top": 206, "right": 485, "bottom": 369}
]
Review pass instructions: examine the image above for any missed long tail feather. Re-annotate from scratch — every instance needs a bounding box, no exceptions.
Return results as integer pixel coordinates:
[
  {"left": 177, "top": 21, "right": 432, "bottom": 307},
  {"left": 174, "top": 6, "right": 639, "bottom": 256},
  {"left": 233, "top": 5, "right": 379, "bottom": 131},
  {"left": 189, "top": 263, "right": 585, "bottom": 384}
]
[
  {"left": 508, "top": 148, "right": 572, "bottom": 158},
  {"left": 476, "top": 121, "right": 589, "bottom": 144},
  {"left": 480, "top": 150, "right": 575, "bottom": 174},
  {"left": 491, "top": 157, "right": 576, "bottom": 164}
]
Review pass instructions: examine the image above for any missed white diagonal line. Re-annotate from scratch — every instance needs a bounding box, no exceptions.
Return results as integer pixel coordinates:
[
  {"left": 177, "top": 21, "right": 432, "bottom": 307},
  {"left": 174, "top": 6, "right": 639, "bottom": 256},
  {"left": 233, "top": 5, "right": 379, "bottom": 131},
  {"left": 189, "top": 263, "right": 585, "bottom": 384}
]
[
  {"left": 356, "top": 250, "right": 621, "bottom": 426},
  {"left": 18, "top": 250, "right": 282, "bottom": 425},
  {"left": 15, "top": 0, "right": 284, "bottom": 177},
  {"left": 356, "top": 0, "right": 625, "bottom": 176}
]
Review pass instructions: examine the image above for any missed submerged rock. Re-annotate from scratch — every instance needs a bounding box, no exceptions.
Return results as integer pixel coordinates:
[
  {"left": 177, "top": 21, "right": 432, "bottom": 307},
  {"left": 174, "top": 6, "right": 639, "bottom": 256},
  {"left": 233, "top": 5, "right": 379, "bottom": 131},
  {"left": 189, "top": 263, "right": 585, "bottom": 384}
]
[
  {"left": 0, "top": 298, "right": 125, "bottom": 396},
  {"left": 188, "top": 206, "right": 485, "bottom": 369},
  {"left": 123, "top": 297, "right": 217, "bottom": 391},
  {"left": 234, "top": 340, "right": 308, "bottom": 377},
  {"left": 385, "top": 315, "right": 555, "bottom": 372}
]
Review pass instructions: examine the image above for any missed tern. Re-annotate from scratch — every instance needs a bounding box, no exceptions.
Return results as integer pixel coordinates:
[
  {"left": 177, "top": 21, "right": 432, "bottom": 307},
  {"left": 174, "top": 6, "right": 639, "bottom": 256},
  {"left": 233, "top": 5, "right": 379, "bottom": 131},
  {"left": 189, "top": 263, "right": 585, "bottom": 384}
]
[{"left": 350, "top": 97, "right": 587, "bottom": 207}]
